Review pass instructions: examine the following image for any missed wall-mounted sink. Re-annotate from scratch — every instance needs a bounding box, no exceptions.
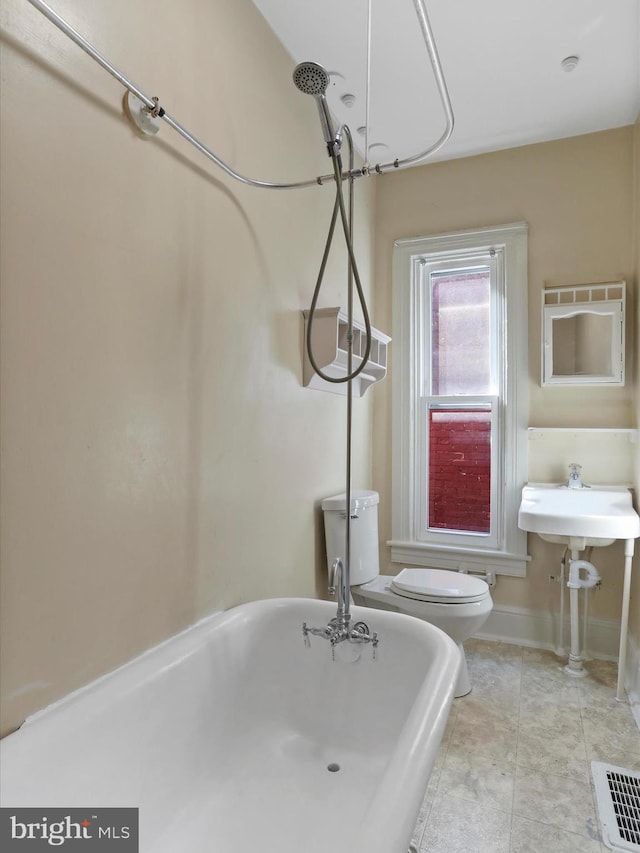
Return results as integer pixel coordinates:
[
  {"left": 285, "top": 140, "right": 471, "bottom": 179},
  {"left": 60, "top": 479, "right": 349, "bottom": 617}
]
[
  {"left": 518, "top": 481, "right": 639, "bottom": 700},
  {"left": 518, "top": 483, "right": 640, "bottom": 549}
]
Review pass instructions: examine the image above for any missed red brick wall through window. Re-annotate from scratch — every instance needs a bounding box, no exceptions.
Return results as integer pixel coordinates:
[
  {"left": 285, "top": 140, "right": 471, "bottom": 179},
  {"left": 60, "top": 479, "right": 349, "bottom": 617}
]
[{"left": 428, "top": 409, "right": 491, "bottom": 533}]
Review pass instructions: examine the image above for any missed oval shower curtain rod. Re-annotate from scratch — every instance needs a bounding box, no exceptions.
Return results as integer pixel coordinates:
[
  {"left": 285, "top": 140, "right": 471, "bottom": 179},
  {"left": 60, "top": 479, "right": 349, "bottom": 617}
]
[{"left": 24, "top": 0, "right": 454, "bottom": 189}]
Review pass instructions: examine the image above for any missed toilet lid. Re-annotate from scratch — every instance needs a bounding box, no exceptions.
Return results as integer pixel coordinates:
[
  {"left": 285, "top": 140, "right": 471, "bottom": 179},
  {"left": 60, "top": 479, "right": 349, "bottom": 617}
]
[{"left": 390, "top": 568, "right": 489, "bottom": 604}]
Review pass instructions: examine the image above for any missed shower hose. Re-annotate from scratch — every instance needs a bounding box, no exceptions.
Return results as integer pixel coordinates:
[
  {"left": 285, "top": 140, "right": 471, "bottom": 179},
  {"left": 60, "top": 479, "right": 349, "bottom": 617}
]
[{"left": 305, "top": 131, "right": 373, "bottom": 384}]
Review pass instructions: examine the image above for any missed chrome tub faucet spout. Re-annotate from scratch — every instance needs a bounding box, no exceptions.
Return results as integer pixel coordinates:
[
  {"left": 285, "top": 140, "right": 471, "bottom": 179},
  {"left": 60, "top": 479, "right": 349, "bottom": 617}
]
[{"left": 328, "top": 558, "right": 349, "bottom": 627}]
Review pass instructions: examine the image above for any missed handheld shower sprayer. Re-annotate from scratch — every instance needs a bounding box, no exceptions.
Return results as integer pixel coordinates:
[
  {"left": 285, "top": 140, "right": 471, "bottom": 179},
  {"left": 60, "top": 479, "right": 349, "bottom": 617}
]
[
  {"left": 292, "top": 58, "right": 372, "bottom": 388},
  {"left": 292, "top": 62, "right": 341, "bottom": 157}
]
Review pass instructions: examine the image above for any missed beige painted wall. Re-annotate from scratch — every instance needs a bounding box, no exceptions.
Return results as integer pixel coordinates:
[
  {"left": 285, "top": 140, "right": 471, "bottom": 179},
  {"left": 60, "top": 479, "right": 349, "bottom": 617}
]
[
  {"left": 373, "top": 128, "right": 636, "bottom": 621},
  {"left": 0, "top": 0, "right": 377, "bottom": 735}
]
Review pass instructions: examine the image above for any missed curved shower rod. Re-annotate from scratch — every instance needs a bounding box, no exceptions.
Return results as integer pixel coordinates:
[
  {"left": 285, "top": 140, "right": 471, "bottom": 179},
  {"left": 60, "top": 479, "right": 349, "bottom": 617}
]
[{"left": 24, "top": 0, "right": 454, "bottom": 189}]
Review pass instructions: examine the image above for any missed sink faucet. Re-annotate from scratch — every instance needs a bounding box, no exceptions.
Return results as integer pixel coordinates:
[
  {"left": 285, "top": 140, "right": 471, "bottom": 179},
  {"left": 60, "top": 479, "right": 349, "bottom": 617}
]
[{"left": 567, "top": 463, "right": 589, "bottom": 489}]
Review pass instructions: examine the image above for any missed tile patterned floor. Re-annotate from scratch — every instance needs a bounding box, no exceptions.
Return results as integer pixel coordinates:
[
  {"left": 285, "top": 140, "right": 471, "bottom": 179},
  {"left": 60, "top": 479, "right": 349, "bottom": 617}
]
[{"left": 410, "top": 640, "right": 640, "bottom": 853}]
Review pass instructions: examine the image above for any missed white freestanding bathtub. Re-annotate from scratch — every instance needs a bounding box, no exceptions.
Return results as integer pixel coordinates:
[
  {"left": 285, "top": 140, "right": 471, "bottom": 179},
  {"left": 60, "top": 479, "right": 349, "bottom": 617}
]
[{"left": 0, "top": 598, "right": 460, "bottom": 853}]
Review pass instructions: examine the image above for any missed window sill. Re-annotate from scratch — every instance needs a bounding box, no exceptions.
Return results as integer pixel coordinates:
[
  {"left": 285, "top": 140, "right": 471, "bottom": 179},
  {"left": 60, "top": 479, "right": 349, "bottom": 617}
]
[{"left": 387, "top": 540, "right": 530, "bottom": 577}]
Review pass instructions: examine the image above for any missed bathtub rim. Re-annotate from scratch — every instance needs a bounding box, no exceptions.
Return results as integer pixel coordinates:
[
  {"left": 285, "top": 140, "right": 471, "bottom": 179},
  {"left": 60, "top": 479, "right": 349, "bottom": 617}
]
[{"left": 4, "top": 598, "right": 458, "bottom": 737}]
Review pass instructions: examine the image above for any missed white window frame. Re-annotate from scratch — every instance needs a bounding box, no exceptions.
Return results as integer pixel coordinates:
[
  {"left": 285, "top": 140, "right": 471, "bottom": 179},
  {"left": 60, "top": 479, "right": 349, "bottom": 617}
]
[{"left": 390, "top": 223, "right": 529, "bottom": 576}]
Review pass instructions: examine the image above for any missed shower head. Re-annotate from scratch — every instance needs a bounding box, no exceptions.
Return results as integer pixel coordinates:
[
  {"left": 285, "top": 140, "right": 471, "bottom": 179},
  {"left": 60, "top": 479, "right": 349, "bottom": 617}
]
[
  {"left": 292, "top": 61, "right": 339, "bottom": 155},
  {"left": 293, "top": 62, "right": 330, "bottom": 96}
]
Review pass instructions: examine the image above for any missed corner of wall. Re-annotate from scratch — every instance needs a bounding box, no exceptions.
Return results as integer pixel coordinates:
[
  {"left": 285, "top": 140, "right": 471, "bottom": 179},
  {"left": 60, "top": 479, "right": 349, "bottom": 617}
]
[{"left": 629, "top": 113, "right": 640, "bottom": 700}]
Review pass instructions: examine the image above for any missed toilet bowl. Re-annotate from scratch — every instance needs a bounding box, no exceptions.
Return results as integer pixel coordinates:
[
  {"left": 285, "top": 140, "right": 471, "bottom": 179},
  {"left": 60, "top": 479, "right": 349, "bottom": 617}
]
[
  {"left": 351, "top": 568, "right": 492, "bottom": 697},
  {"left": 322, "top": 490, "right": 493, "bottom": 697}
]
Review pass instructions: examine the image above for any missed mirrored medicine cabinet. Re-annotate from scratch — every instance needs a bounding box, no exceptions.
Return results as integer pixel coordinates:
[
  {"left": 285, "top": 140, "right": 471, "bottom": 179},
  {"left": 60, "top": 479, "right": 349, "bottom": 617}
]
[{"left": 542, "top": 281, "right": 626, "bottom": 387}]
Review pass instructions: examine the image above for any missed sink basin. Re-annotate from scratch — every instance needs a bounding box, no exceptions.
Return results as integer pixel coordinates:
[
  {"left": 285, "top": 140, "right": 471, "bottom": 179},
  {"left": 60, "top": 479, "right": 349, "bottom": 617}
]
[{"left": 518, "top": 483, "right": 640, "bottom": 547}]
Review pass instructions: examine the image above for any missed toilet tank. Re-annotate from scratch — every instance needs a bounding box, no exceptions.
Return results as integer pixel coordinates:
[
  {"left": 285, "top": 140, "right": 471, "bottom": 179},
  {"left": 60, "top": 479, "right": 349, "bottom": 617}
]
[{"left": 321, "top": 490, "right": 380, "bottom": 586}]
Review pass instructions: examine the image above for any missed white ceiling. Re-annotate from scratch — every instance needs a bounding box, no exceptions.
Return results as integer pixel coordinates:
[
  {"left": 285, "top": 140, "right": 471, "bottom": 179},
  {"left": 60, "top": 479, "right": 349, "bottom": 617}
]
[{"left": 252, "top": 0, "right": 640, "bottom": 167}]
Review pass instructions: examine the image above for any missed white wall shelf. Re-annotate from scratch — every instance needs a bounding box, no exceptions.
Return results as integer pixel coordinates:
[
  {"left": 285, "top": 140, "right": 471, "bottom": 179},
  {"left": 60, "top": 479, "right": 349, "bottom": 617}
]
[{"left": 302, "top": 307, "right": 391, "bottom": 396}]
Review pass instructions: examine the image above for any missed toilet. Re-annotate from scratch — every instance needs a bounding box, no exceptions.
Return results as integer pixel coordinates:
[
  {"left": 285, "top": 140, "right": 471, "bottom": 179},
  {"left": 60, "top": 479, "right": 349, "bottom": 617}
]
[{"left": 322, "top": 490, "right": 493, "bottom": 697}]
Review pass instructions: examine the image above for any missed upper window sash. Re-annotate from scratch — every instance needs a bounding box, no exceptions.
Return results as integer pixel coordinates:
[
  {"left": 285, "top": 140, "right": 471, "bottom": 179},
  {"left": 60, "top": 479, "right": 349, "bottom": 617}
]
[{"left": 418, "top": 253, "right": 501, "bottom": 399}]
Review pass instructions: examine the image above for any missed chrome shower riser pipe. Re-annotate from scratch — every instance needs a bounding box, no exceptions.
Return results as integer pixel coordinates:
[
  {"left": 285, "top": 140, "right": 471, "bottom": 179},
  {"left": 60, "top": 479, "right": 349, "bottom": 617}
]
[
  {"left": 343, "top": 125, "right": 356, "bottom": 629},
  {"left": 25, "top": 0, "right": 454, "bottom": 187}
]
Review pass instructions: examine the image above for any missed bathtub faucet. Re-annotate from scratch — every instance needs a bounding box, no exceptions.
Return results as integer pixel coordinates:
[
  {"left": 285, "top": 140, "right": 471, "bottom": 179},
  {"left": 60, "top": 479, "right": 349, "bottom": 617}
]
[
  {"left": 302, "top": 619, "right": 379, "bottom": 660},
  {"left": 302, "top": 557, "right": 378, "bottom": 659}
]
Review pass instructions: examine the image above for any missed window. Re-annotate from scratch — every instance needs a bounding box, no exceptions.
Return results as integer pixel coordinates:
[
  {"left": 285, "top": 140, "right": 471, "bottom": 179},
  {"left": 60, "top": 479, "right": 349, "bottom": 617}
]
[{"left": 391, "top": 223, "right": 529, "bottom": 576}]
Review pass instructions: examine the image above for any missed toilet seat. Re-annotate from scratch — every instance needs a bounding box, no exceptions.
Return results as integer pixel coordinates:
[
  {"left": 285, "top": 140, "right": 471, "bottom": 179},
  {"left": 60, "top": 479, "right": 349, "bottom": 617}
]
[{"left": 390, "top": 568, "right": 489, "bottom": 604}]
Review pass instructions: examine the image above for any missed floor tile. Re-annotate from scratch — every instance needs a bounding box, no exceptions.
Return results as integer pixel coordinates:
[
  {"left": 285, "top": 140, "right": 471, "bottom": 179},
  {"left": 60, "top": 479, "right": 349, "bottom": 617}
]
[
  {"left": 577, "top": 677, "right": 630, "bottom": 711},
  {"left": 521, "top": 647, "right": 557, "bottom": 662},
  {"left": 581, "top": 711, "right": 640, "bottom": 757},
  {"left": 418, "top": 793, "right": 511, "bottom": 853},
  {"left": 456, "top": 687, "right": 521, "bottom": 722},
  {"left": 517, "top": 689, "right": 583, "bottom": 727},
  {"left": 438, "top": 749, "right": 515, "bottom": 811},
  {"left": 469, "top": 658, "right": 522, "bottom": 691},
  {"left": 586, "top": 742, "right": 640, "bottom": 772},
  {"left": 581, "top": 658, "right": 618, "bottom": 689},
  {"left": 473, "top": 640, "right": 523, "bottom": 664},
  {"left": 521, "top": 647, "right": 568, "bottom": 673},
  {"left": 520, "top": 664, "right": 570, "bottom": 694},
  {"left": 449, "top": 710, "right": 518, "bottom": 764},
  {"left": 510, "top": 815, "right": 603, "bottom": 853},
  {"left": 513, "top": 766, "right": 601, "bottom": 840},
  {"left": 516, "top": 720, "right": 589, "bottom": 782},
  {"left": 519, "top": 672, "right": 580, "bottom": 719}
]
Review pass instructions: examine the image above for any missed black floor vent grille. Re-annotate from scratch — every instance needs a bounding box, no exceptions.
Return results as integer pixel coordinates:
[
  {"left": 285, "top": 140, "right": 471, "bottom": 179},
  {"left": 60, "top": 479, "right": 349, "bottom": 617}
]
[{"left": 592, "top": 762, "right": 640, "bottom": 853}]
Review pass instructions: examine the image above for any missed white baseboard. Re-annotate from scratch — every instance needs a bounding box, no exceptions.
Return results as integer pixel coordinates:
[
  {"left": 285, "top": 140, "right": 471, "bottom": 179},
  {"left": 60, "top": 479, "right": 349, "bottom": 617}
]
[
  {"left": 474, "top": 603, "right": 620, "bottom": 660},
  {"left": 626, "top": 630, "right": 640, "bottom": 730}
]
